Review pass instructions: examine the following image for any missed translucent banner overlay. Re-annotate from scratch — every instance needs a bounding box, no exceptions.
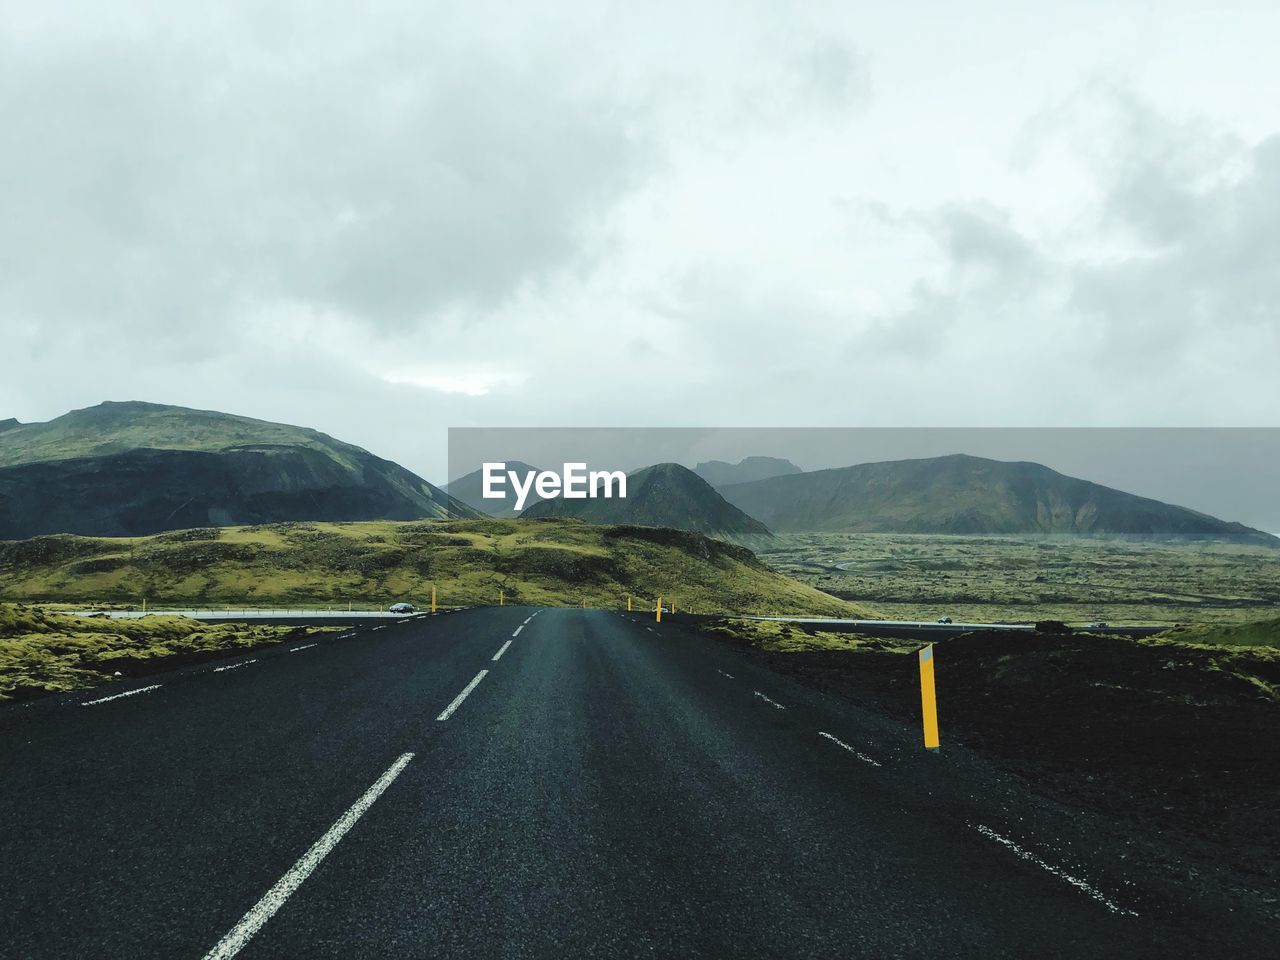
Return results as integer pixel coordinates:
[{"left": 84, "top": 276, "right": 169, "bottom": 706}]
[{"left": 445, "top": 427, "right": 1280, "bottom": 539}]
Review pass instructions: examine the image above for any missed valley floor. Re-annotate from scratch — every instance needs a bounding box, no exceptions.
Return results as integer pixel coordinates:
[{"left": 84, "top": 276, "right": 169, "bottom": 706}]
[{"left": 758, "top": 533, "right": 1280, "bottom": 625}]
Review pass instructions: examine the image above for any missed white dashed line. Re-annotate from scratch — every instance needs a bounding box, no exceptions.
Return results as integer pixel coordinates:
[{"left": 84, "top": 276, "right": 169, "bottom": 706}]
[
  {"left": 717, "top": 669, "right": 736, "bottom": 680},
  {"left": 972, "top": 824, "right": 1137, "bottom": 916},
  {"left": 492, "top": 640, "right": 513, "bottom": 661},
  {"left": 289, "top": 644, "right": 317, "bottom": 653},
  {"left": 512, "top": 624, "right": 524, "bottom": 638},
  {"left": 818, "top": 731, "right": 882, "bottom": 767},
  {"left": 201, "top": 753, "right": 415, "bottom": 960},
  {"left": 753, "top": 690, "right": 786, "bottom": 710},
  {"left": 436, "top": 670, "right": 489, "bottom": 721},
  {"left": 213, "top": 660, "right": 257, "bottom": 673},
  {"left": 81, "top": 684, "right": 162, "bottom": 706}
]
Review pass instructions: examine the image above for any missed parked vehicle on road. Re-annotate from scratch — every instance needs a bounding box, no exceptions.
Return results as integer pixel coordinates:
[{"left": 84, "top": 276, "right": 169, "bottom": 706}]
[{"left": 389, "top": 602, "right": 417, "bottom": 614}]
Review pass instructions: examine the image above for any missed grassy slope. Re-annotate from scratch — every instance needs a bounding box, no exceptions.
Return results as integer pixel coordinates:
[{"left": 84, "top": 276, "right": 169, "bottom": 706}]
[
  {"left": 0, "top": 604, "right": 328, "bottom": 701},
  {"left": 0, "top": 401, "right": 472, "bottom": 527},
  {"left": 0, "top": 518, "right": 868, "bottom": 618},
  {"left": 1156, "top": 618, "right": 1280, "bottom": 647},
  {"left": 0, "top": 400, "right": 364, "bottom": 468}
]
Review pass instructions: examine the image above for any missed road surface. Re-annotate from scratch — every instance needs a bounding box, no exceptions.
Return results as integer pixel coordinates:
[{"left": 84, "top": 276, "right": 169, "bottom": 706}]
[{"left": 0, "top": 607, "right": 1266, "bottom": 958}]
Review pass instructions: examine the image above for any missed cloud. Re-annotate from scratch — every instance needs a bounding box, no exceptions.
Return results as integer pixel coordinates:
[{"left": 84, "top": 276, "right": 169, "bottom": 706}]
[
  {"left": 855, "top": 87, "right": 1280, "bottom": 390},
  {"left": 0, "top": 1, "right": 651, "bottom": 340},
  {"left": 3, "top": 3, "right": 1280, "bottom": 483}
]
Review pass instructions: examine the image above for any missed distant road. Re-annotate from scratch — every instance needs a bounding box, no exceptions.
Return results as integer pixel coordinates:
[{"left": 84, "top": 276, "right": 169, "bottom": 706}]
[
  {"left": 72, "top": 608, "right": 1167, "bottom": 638},
  {"left": 0, "top": 608, "right": 1261, "bottom": 957},
  {"left": 742, "top": 616, "right": 1167, "bottom": 639},
  {"left": 69, "top": 609, "right": 440, "bottom": 627}
]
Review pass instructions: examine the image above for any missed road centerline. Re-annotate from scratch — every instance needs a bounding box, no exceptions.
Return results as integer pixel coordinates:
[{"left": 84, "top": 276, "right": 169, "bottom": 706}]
[
  {"left": 436, "top": 670, "right": 489, "bottom": 721},
  {"left": 492, "top": 640, "right": 514, "bottom": 662},
  {"left": 200, "top": 752, "right": 415, "bottom": 960}
]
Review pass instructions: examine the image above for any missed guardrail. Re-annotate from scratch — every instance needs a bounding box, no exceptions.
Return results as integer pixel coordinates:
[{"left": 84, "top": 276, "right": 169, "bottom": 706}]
[{"left": 67, "top": 609, "right": 447, "bottom": 621}]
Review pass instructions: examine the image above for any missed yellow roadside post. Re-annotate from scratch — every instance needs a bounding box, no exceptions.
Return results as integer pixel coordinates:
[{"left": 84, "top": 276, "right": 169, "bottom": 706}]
[
  {"left": 672, "top": 600, "right": 677, "bottom": 614},
  {"left": 627, "top": 596, "right": 632, "bottom": 612},
  {"left": 656, "top": 597, "right": 662, "bottom": 623},
  {"left": 919, "top": 644, "right": 941, "bottom": 751},
  {"left": 431, "top": 586, "right": 437, "bottom": 613},
  {"left": 500, "top": 590, "right": 504, "bottom": 607}
]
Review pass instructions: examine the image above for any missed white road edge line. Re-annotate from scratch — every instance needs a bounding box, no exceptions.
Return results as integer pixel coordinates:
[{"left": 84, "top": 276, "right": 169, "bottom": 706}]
[
  {"left": 289, "top": 644, "right": 317, "bottom": 653},
  {"left": 201, "top": 753, "right": 416, "bottom": 960},
  {"left": 753, "top": 690, "right": 786, "bottom": 710},
  {"left": 81, "top": 684, "right": 162, "bottom": 706},
  {"left": 972, "top": 824, "right": 1137, "bottom": 917},
  {"left": 818, "top": 731, "right": 882, "bottom": 767},
  {"left": 512, "top": 624, "right": 524, "bottom": 637},
  {"left": 436, "top": 670, "right": 489, "bottom": 721},
  {"left": 492, "top": 640, "right": 513, "bottom": 662},
  {"left": 213, "top": 660, "right": 258, "bottom": 673}
]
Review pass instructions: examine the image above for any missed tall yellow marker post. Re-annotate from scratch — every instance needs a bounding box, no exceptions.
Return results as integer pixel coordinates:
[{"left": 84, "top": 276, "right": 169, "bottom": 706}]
[
  {"left": 500, "top": 590, "right": 504, "bottom": 607},
  {"left": 431, "top": 587, "right": 437, "bottom": 614},
  {"left": 918, "top": 644, "right": 941, "bottom": 751},
  {"left": 672, "top": 600, "right": 677, "bottom": 614},
  {"left": 627, "top": 596, "right": 632, "bottom": 612},
  {"left": 656, "top": 597, "right": 662, "bottom": 623}
]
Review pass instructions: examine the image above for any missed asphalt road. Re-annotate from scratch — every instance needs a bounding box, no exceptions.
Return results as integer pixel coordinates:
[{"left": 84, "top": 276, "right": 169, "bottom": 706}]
[{"left": 0, "top": 608, "right": 1268, "bottom": 958}]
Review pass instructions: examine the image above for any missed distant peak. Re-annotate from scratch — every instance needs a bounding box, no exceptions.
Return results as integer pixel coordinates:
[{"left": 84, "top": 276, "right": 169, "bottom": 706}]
[
  {"left": 0, "top": 417, "right": 21, "bottom": 432},
  {"left": 94, "top": 400, "right": 172, "bottom": 410}
]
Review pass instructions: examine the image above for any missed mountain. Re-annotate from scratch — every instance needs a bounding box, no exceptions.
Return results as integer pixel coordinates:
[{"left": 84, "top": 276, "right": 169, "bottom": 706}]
[
  {"left": 694, "top": 456, "right": 802, "bottom": 487},
  {"left": 716, "top": 454, "right": 1278, "bottom": 544},
  {"left": 521, "top": 462, "right": 771, "bottom": 538},
  {"left": 0, "top": 401, "right": 478, "bottom": 538},
  {"left": 445, "top": 461, "right": 543, "bottom": 515}
]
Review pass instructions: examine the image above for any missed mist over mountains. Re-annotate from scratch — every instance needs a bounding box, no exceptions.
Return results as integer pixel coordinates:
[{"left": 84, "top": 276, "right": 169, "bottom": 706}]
[
  {"left": 521, "top": 463, "right": 771, "bottom": 538},
  {"left": 0, "top": 403, "right": 1272, "bottom": 545},
  {"left": 445, "top": 461, "right": 543, "bottom": 516},
  {"left": 694, "top": 456, "right": 801, "bottom": 487},
  {"left": 716, "top": 454, "right": 1277, "bottom": 544}
]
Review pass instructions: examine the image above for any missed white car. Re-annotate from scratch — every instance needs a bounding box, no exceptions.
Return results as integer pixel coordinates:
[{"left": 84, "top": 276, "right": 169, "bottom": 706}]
[
  {"left": 937, "top": 617, "right": 953, "bottom": 624},
  {"left": 1086, "top": 620, "right": 1109, "bottom": 629}
]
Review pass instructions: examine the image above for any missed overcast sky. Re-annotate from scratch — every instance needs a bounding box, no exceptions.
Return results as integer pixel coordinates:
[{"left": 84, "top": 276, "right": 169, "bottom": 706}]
[{"left": 3, "top": 1, "right": 1279, "bottom": 485}]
